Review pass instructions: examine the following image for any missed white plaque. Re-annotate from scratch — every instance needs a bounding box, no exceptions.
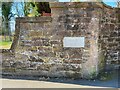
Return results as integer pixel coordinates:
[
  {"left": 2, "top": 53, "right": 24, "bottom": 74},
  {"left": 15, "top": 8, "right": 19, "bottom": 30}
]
[{"left": 63, "top": 37, "right": 85, "bottom": 48}]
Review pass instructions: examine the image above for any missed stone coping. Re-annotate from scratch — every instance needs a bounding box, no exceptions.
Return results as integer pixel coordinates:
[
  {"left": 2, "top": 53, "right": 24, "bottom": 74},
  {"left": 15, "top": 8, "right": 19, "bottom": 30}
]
[
  {"left": 15, "top": 16, "right": 52, "bottom": 23},
  {"left": 49, "top": 2, "right": 119, "bottom": 9}
]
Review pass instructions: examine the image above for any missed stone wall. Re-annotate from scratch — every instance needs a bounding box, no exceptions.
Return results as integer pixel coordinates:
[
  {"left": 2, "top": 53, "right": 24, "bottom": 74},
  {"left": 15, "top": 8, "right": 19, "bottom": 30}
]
[
  {"left": 99, "top": 6, "right": 120, "bottom": 70},
  {"left": 2, "top": 2, "right": 120, "bottom": 79}
]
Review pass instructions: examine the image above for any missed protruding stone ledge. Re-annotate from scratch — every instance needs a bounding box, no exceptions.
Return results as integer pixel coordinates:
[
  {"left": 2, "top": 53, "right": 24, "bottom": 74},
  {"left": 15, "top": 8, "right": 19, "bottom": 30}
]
[
  {"left": 16, "top": 16, "right": 52, "bottom": 23},
  {"left": 49, "top": 2, "right": 120, "bottom": 9}
]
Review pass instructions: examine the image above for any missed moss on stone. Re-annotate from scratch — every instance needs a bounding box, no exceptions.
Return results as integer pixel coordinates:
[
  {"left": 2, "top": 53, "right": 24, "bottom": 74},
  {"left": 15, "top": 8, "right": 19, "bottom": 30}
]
[
  {"left": 2, "top": 68, "right": 16, "bottom": 72},
  {"left": 98, "top": 71, "right": 113, "bottom": 81},
  {"left": 98, "top": 51, "right": 106, "bottom": 71}
]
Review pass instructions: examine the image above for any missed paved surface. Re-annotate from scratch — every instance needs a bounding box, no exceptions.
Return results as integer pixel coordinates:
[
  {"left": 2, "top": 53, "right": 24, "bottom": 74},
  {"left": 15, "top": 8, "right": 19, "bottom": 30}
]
[{"left": 1, "top": 78, "right": 108, "bottom": 88}]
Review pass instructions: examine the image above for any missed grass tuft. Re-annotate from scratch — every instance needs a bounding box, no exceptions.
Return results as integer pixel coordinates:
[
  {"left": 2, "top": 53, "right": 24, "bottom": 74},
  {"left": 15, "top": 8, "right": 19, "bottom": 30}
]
[{"left": 0, "top": 41, "right": 12, "bottom": 49}]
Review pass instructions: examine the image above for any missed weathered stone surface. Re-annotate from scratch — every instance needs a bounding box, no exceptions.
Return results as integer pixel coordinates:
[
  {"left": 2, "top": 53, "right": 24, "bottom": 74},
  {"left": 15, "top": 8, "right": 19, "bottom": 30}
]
[
  {"left": 63, "top": 59, "right": 82, "bottom": 64},
  {"left": 2, "top": 60, "right": 12, "bottom": 68}
]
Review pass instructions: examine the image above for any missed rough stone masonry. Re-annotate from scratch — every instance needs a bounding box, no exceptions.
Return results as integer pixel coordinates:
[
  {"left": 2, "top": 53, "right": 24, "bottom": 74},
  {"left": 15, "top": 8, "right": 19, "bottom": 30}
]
[{"left": 2, "top": 2, "right": 120, "bottom": 79}]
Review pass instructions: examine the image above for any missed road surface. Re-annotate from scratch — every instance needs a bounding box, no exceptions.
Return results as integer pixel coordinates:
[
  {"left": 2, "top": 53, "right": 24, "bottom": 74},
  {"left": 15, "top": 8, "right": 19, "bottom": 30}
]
[{"left": 1, "top": 78, "right": 108, "bottom": 88}]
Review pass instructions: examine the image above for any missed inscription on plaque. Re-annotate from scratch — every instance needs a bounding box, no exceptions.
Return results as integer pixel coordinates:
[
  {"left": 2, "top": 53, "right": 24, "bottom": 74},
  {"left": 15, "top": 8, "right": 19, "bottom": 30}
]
[{"left": 63, "top": 37, "right": 85, "bottom": 48}]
